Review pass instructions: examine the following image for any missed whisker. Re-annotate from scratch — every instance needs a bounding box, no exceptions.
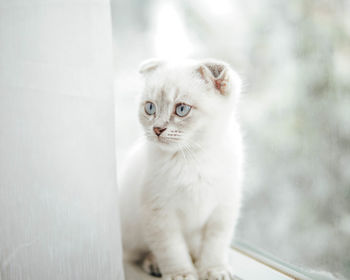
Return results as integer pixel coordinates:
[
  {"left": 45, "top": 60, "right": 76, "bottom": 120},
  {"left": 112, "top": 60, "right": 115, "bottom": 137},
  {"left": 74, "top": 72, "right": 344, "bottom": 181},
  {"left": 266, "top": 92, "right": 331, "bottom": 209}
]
[
  {"left": 177, "top": 143, "right": 188, "bottom": 162},
  {"left": 185, "top": 139, "right": 204, "bottom": 152},
  {"left": 181, "top": 143, "right": 199, "bottom": 167}
]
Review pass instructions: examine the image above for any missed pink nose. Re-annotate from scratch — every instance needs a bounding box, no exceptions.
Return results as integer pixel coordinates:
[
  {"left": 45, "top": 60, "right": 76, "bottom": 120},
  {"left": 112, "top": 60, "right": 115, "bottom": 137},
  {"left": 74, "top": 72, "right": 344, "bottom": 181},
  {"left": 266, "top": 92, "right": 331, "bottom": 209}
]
[{"left": 153, "top": 127, "right": 166, "bottom": 136}]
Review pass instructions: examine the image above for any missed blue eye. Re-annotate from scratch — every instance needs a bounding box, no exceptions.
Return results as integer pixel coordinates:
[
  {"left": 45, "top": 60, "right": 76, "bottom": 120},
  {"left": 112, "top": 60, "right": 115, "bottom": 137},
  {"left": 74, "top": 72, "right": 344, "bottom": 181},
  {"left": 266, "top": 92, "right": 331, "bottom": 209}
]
[
  {"left": 145, "top": 102, "right": 156, "bottom": 115},
  {"left": 175, "top": 103, "right": 191, "bottom": 117}
]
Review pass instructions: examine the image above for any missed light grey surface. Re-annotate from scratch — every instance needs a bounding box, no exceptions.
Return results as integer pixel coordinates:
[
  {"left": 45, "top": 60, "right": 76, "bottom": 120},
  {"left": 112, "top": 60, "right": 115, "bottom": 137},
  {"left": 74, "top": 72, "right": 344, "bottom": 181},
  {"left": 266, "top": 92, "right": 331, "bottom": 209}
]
[
  {"left": 0, "top": 1, "right": 123, "bottom": 279},
  {"left": 124, "top": 249, "right": 292, "bottom": 280}
]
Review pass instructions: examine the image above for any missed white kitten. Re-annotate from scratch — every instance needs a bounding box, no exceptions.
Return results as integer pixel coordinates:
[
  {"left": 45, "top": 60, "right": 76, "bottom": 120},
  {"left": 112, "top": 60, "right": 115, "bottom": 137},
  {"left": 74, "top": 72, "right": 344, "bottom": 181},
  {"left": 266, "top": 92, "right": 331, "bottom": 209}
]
[{"left": 119, "top": 59, "right": 243, "bottom": 280}]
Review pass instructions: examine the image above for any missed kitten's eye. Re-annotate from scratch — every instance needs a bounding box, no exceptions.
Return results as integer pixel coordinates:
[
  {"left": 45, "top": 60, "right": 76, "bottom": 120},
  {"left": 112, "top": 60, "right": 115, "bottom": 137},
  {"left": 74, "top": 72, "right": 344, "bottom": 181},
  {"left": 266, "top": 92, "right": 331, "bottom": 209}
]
[
  {"left": 145, "top": 102, "right": 156, "bottom": 115},
  {"left": 175, "top": 103, "right": 191, "bottom": 117}
]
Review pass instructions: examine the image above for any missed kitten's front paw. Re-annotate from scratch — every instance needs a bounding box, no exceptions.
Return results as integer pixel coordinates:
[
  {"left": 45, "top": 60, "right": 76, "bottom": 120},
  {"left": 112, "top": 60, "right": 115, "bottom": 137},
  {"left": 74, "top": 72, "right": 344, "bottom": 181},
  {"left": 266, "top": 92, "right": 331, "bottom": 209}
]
[
  {"left": 163, "top": 272, "right": 197, "bottom": 280},
  {"left": 199, "top": 266, "right": 235, "bottom": 280},
  {"left": 141, "top": 252, "right": 161, "bottom": 277}
]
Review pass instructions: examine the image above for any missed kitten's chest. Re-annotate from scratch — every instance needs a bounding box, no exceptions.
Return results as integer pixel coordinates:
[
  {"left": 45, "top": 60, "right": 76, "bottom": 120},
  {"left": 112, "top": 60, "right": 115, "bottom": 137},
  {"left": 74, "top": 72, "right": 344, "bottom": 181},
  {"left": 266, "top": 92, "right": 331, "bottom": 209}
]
[
  {"left": 174, "top": 183, "right": 217, "bottom": 231},
  {"left": 154, "top": 154, "right": 225, "bottom": 226},
  {"left": 169, "top": 152, "right": 230, "bottom": 187}
]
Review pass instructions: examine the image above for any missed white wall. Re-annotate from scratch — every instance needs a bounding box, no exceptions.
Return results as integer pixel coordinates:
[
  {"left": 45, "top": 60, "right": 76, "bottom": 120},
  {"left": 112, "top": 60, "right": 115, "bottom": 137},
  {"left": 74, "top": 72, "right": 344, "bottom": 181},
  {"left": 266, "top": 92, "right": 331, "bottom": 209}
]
[{"left": 0, "top": 1, "right": 124, "bottom": 279}]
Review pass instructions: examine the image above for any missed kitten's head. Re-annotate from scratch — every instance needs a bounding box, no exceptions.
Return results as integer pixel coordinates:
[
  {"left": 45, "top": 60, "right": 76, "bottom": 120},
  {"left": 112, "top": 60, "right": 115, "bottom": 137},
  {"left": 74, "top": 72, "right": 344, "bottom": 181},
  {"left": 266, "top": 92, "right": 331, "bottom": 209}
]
[{"left": 138, "top": 58, "right": 241, "bottom": 151}]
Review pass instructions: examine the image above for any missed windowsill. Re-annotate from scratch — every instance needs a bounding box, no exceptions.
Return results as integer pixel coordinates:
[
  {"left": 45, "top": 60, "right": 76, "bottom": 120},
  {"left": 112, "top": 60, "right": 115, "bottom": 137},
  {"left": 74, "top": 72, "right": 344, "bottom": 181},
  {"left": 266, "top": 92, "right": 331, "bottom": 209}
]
[{"left": 123, "top": 248, "right": 294, "bottom": 280}]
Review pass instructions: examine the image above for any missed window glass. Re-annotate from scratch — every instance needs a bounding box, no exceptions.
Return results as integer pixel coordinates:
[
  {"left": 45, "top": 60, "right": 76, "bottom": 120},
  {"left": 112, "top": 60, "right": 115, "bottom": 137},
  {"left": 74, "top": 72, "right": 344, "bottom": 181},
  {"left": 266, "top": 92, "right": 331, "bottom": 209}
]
[{"left": 112, "top": 0, "right": 350, "bottom": 278}]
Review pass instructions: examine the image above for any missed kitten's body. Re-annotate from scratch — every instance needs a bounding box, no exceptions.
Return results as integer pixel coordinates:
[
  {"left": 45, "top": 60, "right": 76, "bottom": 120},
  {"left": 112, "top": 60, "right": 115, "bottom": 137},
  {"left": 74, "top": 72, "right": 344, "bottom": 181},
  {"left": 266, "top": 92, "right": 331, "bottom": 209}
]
[{"left": 120, "top": 59, "right": 243, "bottom": 280}]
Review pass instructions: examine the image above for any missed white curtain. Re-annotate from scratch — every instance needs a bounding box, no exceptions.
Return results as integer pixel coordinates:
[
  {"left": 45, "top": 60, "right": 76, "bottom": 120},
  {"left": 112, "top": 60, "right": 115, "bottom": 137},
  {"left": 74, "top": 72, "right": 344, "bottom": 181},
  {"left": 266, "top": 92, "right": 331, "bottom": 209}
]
[{"left": 0, "top": 1, "right": 124, "bottom": 279}]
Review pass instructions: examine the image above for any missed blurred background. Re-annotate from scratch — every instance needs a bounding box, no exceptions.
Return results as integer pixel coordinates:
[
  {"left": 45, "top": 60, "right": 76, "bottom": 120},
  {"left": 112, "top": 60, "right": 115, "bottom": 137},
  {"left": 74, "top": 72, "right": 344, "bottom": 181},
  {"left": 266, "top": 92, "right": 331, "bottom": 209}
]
[{"left": 111, "top": 0, "right": 350, "bottom": 278}]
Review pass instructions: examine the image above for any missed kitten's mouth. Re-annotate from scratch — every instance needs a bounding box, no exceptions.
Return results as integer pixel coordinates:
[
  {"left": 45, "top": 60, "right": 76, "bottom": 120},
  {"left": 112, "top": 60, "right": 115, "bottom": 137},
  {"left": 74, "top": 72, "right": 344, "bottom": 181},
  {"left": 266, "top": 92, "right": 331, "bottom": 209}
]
[
  {"left": 158, "top": 137, "right": 168, "bottom": 143},
  {"left": 149, "top": 135, "right": 179, "bottom": 146},
  {"left": 156, "top": 137, "right": 172, "bottom": 144},
  {"left": 147, "top": 135, "right": 185, "bottom": 151}
]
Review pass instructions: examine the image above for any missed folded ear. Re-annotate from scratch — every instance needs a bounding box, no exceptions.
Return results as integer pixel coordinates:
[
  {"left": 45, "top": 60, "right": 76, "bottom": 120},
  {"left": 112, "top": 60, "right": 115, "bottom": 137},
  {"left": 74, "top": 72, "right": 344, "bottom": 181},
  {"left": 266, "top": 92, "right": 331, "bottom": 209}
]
[
  {"left": 197, "top": 60, "right": 234, "bottom": 96},
  {"left": 139, "top": 58, "right": 163, "bottom": 75}
]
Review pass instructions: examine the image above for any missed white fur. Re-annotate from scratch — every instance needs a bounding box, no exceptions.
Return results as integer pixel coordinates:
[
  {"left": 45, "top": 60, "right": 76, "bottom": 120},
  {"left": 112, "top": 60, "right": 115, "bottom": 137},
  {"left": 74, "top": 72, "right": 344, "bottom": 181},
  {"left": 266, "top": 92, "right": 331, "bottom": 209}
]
[{"left": 119, "top": 59, "right": 243, "bottom": 280}]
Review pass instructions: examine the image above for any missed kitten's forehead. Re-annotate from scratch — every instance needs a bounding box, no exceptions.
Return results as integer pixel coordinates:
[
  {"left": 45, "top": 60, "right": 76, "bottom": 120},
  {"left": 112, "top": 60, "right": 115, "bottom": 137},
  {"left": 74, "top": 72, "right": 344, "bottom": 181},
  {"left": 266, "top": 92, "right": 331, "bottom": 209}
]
[
  {"left": 143, "top": 66, "right": 204, "bottom": 102},
  {"left": 147, "top": 85, "right": 178, "bottom": 102}
]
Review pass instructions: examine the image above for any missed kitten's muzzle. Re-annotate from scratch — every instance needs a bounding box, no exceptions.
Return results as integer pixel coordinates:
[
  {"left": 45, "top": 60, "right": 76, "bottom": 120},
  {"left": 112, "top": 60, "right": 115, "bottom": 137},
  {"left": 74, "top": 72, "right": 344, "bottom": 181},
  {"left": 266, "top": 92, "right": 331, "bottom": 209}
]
[{"left": 153, "top": 127, "right": 167, "bottom": 136}]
